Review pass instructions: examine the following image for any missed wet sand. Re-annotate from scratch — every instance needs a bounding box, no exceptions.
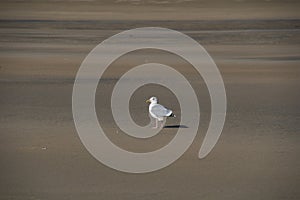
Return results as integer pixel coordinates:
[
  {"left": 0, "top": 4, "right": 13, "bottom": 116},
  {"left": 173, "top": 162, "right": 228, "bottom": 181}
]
[{"left": 0, "top": 1, "right": 300, "bottom": 200}]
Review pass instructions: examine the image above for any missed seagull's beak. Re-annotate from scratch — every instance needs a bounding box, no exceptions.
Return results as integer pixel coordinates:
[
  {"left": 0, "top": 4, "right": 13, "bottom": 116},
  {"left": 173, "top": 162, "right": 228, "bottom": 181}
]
[{"left": 146, "top": 99, "right": 151, "bottom": 103}]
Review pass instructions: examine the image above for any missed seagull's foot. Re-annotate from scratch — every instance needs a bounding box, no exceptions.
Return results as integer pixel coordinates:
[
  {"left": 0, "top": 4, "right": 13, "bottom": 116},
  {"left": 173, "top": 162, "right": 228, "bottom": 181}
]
[{"left": 152, "top": 126, "right": 158, "bottom": 129}]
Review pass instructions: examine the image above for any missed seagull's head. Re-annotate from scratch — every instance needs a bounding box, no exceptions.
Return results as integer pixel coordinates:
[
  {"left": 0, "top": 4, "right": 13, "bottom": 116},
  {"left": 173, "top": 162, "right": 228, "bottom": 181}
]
[{"left": 146, "top": 96, "right": 158, "bottom": 104}]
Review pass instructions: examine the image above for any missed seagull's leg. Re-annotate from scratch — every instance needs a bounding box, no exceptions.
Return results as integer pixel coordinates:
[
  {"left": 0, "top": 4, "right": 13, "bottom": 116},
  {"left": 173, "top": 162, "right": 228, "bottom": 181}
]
[
  {"left": 161, "top": 119, "right": 164, "bottom": 128},
  {"left": 152, "top": 118, "right": 157, "bottom": 129},
  {"left": 157, "top": 119, "right": 164, "bottom": 129},
  {"left": 155, "top": 118, "right": 158, "bottom": 129},
  {"left": 161, "top": 119, "right": 166, "bottom": 128}
]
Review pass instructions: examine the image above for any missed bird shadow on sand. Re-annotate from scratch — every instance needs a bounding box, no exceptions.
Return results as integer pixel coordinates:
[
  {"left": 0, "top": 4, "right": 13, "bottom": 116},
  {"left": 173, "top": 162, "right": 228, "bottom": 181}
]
[{"left": 163, "top": 125, "right": 188, "bottom": 128}]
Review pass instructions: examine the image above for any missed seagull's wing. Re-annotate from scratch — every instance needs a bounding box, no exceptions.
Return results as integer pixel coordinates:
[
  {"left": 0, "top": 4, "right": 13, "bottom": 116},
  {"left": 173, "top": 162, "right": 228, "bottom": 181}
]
[{"left": 151, "top": 104, "right": 172, "bottom": 117}]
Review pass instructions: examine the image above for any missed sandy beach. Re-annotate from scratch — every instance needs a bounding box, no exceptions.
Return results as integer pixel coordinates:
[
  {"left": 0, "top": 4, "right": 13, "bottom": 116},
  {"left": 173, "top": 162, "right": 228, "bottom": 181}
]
[{"left": 0, "top": 0, "right": 299, "bottom": 199}]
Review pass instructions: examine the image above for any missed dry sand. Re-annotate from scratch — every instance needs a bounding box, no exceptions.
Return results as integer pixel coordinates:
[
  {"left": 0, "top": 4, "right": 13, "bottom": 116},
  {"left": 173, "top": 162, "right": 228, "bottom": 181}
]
[{"left": 0, "top": 0, "right": 300, "bottom": 199}]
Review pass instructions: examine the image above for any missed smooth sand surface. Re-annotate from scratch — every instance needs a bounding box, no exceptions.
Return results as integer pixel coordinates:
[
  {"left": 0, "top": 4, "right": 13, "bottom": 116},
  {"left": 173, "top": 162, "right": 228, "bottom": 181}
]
[{"left": 0, "top": 0, "right": 300, "bottom": 199}]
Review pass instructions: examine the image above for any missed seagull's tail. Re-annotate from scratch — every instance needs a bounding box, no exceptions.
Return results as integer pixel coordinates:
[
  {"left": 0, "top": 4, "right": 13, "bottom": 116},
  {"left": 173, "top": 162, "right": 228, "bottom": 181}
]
[{"left": 169, "top": 113, "right": 176, "bottom": 118}]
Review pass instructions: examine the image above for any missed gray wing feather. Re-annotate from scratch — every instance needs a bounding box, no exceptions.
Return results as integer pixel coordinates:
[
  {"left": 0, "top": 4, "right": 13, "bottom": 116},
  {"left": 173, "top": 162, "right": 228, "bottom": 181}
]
[{"left": 151, "top": 104, "right": 172, "bottom": 117}]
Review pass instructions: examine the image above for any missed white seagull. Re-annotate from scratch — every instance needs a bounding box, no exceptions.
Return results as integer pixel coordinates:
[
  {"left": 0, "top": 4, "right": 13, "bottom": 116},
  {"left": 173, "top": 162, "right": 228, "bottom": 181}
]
[{"left": 146, "top": 96, "right": 175, "bottom": 128}]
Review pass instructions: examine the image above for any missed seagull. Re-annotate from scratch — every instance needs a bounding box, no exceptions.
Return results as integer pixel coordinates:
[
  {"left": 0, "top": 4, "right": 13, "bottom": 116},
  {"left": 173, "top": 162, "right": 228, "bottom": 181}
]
[{"left": 146, "top": 96, "right": 175, "bottom": 128}]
